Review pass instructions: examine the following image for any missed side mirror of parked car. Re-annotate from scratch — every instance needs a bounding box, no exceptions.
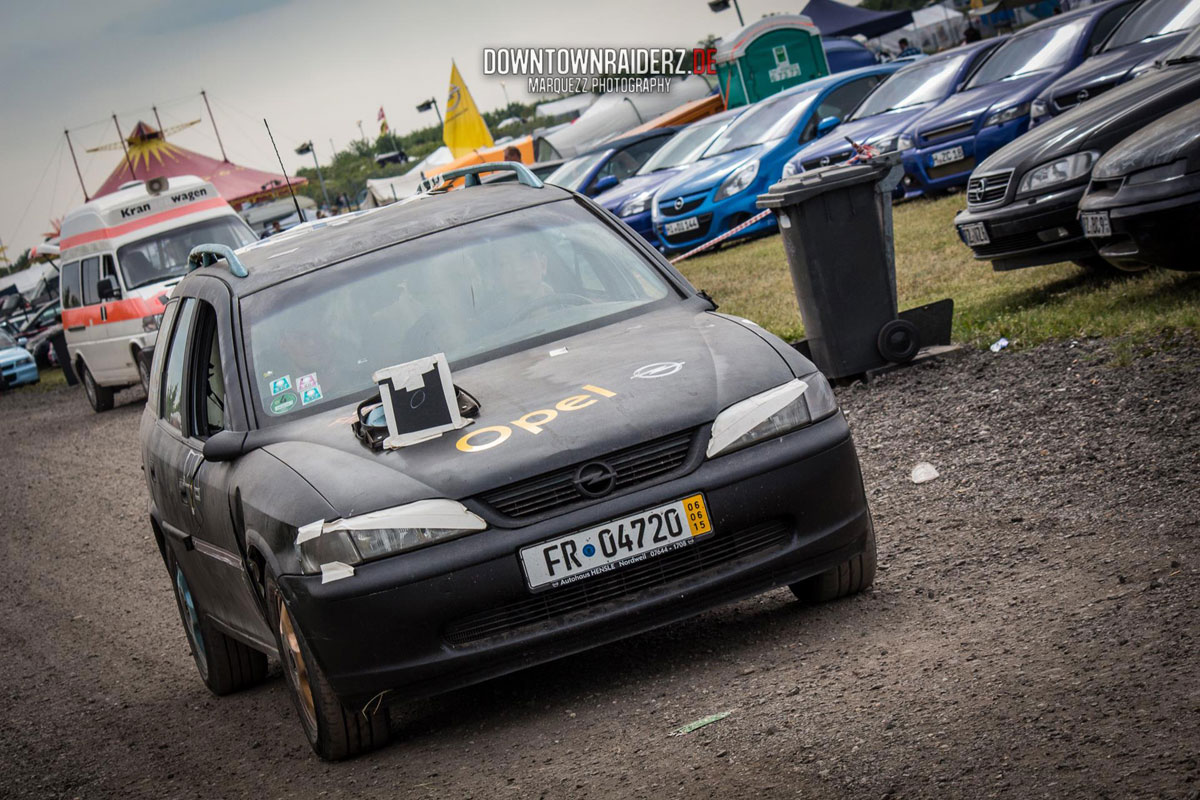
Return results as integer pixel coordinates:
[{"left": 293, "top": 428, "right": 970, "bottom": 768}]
[
  {"left": 816, "top": 116, "right": 841, "bottom": 136},
  {"left": 17, "top": 337, "right": 27, "bottom": 347},
  {"left": 590, "top": 175, "right": 619, "bottom": 195},
  {"left": 97, "top": 276, "right": 121, "bottom": 301},
  {"left": 202, "top": 430, "right": 248, "bottom": 462}
]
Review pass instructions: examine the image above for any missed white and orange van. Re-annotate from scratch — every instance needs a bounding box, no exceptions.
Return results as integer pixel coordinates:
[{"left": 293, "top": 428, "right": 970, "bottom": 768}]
[{"left": 60, "top": 176, "right": 258, "bottom": 411}]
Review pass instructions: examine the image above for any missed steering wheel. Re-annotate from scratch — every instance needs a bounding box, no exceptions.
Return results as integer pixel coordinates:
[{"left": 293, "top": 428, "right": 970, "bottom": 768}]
[{"left": 516, "top": 292, "right": 593, "bottom": 318}]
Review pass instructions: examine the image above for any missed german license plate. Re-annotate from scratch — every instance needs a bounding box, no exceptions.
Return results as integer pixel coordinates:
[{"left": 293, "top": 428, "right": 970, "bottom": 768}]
[
  {"left": 932, "top": 146, "right": 965, "bottom": 166},
  {"left": 663, "top": 216, "right": 700, "bottom": 236},
  {"left": 1081, "top": 210, "right": 1111, "bottom": 238},
  {"left": 959, "top": 221, "right": 990, "bottom": 246},
  {"left": 520, "top": 494, "right": 713, "bottom": 590}
]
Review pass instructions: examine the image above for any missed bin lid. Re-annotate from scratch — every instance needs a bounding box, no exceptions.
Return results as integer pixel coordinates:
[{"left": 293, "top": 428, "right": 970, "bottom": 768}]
[{"left": 756, "top": 154, "right": 899, "bottom": 209}]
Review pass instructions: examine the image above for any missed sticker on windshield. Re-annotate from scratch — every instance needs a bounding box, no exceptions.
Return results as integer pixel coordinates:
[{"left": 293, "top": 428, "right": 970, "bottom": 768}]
[
  {"left": 271, "top": 393, "right": 298, "bottom": 415},
  {"left": 301, "top": 385, "right": 323, "bottom": 405},
  {"left": 269, "top": 375, "right": 292, "bottom": 395},
  {"left": 297, "top": 373, "right": 319, "bottom": 393}
]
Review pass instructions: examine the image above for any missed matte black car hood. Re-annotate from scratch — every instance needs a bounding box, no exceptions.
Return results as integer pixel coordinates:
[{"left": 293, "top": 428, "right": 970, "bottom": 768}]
[
  {"left": 1093, "top": 96, "right": 1200, "bottom": 178},
  {"left": 262, "top": 306, "right": 798, "bottom": 517},
  {"left": 974, "top": 62, "right": 1200, "bottom": 177}
]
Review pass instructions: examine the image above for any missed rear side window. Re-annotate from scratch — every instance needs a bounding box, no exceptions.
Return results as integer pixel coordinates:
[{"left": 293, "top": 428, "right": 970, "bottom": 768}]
[
  {"left": 61, "top": 262, "right": 82, "bottom": 309},
  {"left": 596, "top": 137, "right": 669, "bottom": 183},
  {"left": 160, "top": 298, "right": 197, "bottom": 431},
  {"left": 188, "top": 303, "right": 226, "bottom": 439},
  {"left": 80, "top": 257, "right": 101, "bottom": 306}
]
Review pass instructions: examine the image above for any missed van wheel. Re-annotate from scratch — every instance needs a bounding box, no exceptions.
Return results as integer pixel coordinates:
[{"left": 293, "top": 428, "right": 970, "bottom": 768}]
[
  {"left": 790, "top": 527, "right": 877, "bottom": 604},
  {"left": 165, "top": 547, "right": 267, "bottom": 695},
  {"left": 137, "top": 355, "right": 151, "bottom": 395},
  {"left": 79, "top": 363, "right": 115, "bottom": 412},
  {"left": 266, "top": 574, "right": 390, "bottom": 760}
]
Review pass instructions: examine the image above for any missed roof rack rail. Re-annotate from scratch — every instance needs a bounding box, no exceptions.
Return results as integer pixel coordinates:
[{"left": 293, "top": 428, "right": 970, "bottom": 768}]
[
  {"left": 188, "top": 243, "right": 249, "bottom": 278},
  {"left": 439, "top": 161, "right": 545, "bottom": 189}
]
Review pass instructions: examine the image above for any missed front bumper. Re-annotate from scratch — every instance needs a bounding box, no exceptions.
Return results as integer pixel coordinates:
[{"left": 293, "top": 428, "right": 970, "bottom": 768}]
[
  {"left": 954, "top": 183, "right": 1093, "bottom": 271},
  {"left": 279, "top": 413, "right": 872, "bottom": 705},
  {"left": 1079, "top": 171, "right": 1200, "bottom": 272},
  {"left": 0, "top": 357, "right": 38, "bottom": 389},
  {"left": 903, "top": 117, "right": 1028, "bottom": 197}
]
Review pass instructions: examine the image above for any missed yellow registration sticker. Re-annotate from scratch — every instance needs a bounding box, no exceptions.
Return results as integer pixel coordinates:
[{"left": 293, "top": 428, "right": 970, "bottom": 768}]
[{"left": 682, "top": 494, "right": 712, "bottom": 537}]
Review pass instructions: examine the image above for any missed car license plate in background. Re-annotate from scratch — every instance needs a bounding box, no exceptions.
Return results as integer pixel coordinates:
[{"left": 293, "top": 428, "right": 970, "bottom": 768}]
[
  {"left": 959, "top": 221, "right": 990, "bottom": 246},
  {"left": 520, "top": 494, "right": 713, "bottom": 590},
  {"left": 663, "top": 217, "right": 700, "bottom": 236},
  {"left": 932, "top": 146, "right": 965, "bottom": 166},
  {"left": 1081, "top": 211, "right": 1111, "bottom": 238}
]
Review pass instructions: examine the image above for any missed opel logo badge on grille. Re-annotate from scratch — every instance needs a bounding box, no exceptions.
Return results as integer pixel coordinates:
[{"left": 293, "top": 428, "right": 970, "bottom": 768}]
[
  {"left": 673, "top": 197, "right": 684, "bottom": 211},
  {"left": 820, "top": 156, "right": 830, "bottom": 167},
  {"left": 574, "top": 461, "right": 617, "bottom": 498},
  {"left": 1077, "top": 89, "right": 1089, "bottom": 103}
]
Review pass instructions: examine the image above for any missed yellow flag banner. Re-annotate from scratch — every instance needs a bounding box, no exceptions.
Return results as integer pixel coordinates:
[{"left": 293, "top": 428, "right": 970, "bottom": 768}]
[{"left": 443, "top": 61, "right": 494, "bottom": 159}]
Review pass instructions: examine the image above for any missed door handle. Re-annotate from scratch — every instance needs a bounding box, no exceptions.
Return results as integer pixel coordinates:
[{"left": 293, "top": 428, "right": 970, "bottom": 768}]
[
  {"left": 100, "top": 306, "right": 108, "bottom": 322},
  {"left": 67, "top": 325, "right": 85, "bottom": 332}
]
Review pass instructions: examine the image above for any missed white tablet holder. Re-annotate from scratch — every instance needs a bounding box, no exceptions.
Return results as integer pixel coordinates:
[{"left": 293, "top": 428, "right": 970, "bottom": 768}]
[{"left": 371, "top": 353, "right": 470, "bottom": 449}]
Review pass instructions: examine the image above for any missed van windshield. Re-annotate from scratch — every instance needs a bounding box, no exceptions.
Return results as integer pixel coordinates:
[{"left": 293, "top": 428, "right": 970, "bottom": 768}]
[{"left": 117, "top": 216, "right": 257, "bottom": 290}]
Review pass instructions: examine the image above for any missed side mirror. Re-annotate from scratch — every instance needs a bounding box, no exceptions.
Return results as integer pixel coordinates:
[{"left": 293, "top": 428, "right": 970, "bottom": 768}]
[
  {"left": 17, "top": 337, "right": 28, "bottom": 347},
  {"left": 816, "top": 116, "right": 841, "bottom": 136},
  {"left": 589, "top": 174, "right": 620, "bottom": 195},
  {"left": 97, "top": 276, "right": 121, "bottom": 301},
  {"left": 202, "top": 430, "right": 248, "bottom": 462}
]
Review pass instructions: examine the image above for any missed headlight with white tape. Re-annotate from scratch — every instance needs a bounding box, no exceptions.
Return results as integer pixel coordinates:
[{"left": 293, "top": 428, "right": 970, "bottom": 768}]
[
  {"left": 297, "top": 498, "right": 487, "bottom": 576},
  {"left": 1017, "top": 151, "right": 1097, "bottom": 195},
  {"left": 706, "top": 374, "right": 838, "bottom": 459}
]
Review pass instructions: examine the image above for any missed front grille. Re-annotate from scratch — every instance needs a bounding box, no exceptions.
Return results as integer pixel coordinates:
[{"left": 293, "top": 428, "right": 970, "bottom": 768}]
[
  {"left": 1054, "top": 82, "right": 1113, "bottom": 113},
  {"left": 443, "top": 520, "right": 791, "bottom": 646},
  {"left": 971, "top": 222, "right": 1084, "bottom": 258},
  {"left": 920, "top": 121, "right": 972, "bottom": 143},
  {"left": 662, "top": 213, "right": 714, "bottom": 245},
  {"left": 660, "top": 195, "right": 705, "bottom": 217},
  {"left": 927, "top": 156, "right": 975, "bottom": 180},
  {"left": 479, "top": 430, "right": 696, "bottom": 519},
  {"left": 802, "top": 151, "right": 851, "bottom": 171},
  {"left": 966, "top": 170, "right": 1012, "bottom": 207}
]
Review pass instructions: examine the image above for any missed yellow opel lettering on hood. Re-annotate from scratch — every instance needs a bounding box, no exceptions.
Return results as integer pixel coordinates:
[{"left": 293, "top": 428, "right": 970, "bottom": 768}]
[{"left": 456, "top": 385, "right": 617, "bottom": 453}]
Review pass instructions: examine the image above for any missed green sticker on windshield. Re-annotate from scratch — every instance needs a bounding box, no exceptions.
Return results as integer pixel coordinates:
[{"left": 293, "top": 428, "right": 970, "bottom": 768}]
[{"left": 271, "top": 392, "right": 297, "bottom": 415}]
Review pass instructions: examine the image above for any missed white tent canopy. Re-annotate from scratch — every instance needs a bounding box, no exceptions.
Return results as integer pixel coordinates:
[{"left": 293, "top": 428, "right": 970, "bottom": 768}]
[
  {"left": 535, "top": 93, "right": 598, "bottom": 119},
  {"left": 364, "top": 145, "right": 455, "bottom": 206}
]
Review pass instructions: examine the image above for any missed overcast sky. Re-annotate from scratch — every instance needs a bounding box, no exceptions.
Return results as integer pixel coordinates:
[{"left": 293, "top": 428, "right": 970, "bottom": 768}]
[{"left": 0, "top": 0, "right": 807, "bottom": 255}]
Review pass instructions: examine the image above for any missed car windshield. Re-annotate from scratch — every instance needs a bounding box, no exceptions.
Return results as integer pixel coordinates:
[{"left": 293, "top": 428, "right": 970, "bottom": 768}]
[
  {"left": 117, "top": 215, "right": 257, "bottom": 290},
  {"left": 243, "top": 201, "right": 674, "bottom": 421},
  {"left": 1105, "top": 0, "right": 1200, "bottom": 50},
  {"left": 0, "top": 329, "right": 16, "bottom": 348},
  {"left": 967, "top": 17, "right": 1089, "bottom": 88},
  {"left": 851, "top": 55, "right": 968, "bottom": 119},
  {"left": 703, "top": 90, "right": 820, "bottom": 156},
  {"left": 545, "top": 151, "right": 611, "bottom": 191},
  {"left": 636, "top": 117, "right": 732, "bottom": 174}
]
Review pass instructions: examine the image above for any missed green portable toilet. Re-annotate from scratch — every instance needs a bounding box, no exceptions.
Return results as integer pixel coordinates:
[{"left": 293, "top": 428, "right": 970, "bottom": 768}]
[{"left": 714, "top": 14, "right": 830, "bottom": 109}]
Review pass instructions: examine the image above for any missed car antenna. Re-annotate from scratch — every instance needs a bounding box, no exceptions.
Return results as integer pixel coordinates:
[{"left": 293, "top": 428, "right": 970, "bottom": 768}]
[{"left": 264, "top": 118, "right": 304, "bottom": 220}]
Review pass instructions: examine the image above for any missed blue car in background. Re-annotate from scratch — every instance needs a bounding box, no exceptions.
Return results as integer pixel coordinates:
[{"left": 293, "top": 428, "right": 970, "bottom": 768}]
[
  {"left": 0, "top": 328, "right": 39, "bottom": 390},
  {"left": 593, "top": 108, "right": 744, "bottom": 247},
  {"left": 1031, "top": 0, "right": 1200, "bottom": 124},
  {"left": 824, "top": 36, "right": 880, "bottom": 72},
  {"left": 903, "top": 0, "right": 1140, "bottom": 198},
  {"left": 544, "top": 127, "right": 679, "bottom": 198},
  {"left": 652, "top": 62, "right": 902, "bottom": 253},
  {"left": 781, "top": 38, "right": 1005, "bottom": 189}
]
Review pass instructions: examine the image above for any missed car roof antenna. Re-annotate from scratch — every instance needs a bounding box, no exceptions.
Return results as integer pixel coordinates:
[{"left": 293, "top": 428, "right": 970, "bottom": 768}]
[{"left": 264, "top": 118, "right": 304, "bottom": 220}]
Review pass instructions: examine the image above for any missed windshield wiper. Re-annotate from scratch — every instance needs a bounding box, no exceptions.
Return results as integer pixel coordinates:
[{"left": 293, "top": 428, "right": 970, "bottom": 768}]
[{"left": 1165, "top": 54, "right": 1200, "bottom": 65}]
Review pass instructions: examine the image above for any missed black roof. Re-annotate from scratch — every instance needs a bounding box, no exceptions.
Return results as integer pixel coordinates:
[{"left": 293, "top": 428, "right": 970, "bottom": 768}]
[{"left": 192, "top": 182, "right": 574, "bottom": 295}]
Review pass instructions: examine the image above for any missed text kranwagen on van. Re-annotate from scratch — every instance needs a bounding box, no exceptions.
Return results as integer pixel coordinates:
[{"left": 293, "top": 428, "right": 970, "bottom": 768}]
[{"left": 59, "top": 176, "right": 257, "bottom": 411}]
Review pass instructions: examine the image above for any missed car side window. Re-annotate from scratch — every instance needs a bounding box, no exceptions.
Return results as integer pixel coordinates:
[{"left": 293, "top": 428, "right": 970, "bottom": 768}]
[
  {"left": 61, "top": 262, "right": 82, "bottom": 309},
  {"left": 80, "top": 257, "right": 101, "bottom": 306},
  {"left": 188, "top": 303, "right": 226, "bottom": 438},
  {"left": 596, "top": 138, "right": 668, "bottom": 183},
  {"left": 1090, "top": 3, "right": 1133, "bottom": 52},
  {"left": 160, "top": 298, "right": 197, "bottom": 432},
  {"left": 146, "top": 300, "right": 180, "bottom": 411}
]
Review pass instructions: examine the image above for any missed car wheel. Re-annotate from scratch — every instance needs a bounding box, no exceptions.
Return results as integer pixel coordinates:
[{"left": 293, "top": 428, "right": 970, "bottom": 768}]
[
  {"left": 265, "top": 574, "right": 390, "bottom": 760},
  {"left": 789, "top": 526, "right": 877, "bottom": 604},
  {"left": 137, "top": 355, "right": 151, "bottom": 395},
  {"left": 165, "top": 547, "right": 268, "bottom": 695},
  {"left": 79, "top": 362, "right": 115, "bottom": 412}
]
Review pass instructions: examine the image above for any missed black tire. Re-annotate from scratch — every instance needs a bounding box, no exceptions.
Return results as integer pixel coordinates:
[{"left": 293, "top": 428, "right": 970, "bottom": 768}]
[
  {"left": 79, "top": 361, "right": 115, "bottom": 412},
  {"left": 137, "top": 353, "right": 151, "bottom": 395},
  {"left": 165, "top": 547, "right": 268, "bottom": 696},
  {"left": 266, "top": 575, "right": 390, "bottom": 760},
  {"left": 790, "top": 526, "right": 877, "bottom": 604}
]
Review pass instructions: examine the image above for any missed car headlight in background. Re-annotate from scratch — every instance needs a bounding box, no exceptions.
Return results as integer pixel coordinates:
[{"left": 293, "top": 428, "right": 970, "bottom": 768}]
[
  {"left": 142, "top": 314, "right": 163, "bottom": 332},
  {"left": 782, "top": 160, "right": 799, "bottom": 178},
  {"left": 1030, "top": 99, "right": 1049, "bottom": 120},
  {"left": 297, "top": 499, "right": 487, "bottom": 575},
  {"left": 714, "top": 159, "right": 760, "bottom": 201},
  {"left": 873, "top": 136, "right": 900, "bottom": 153},
  {"left": 619, "top": 191, "right": 653, "bottom": 217},
  {"left": 897, "top": 133, "right": 915, "bottom": 151},
  {"left": 706, "top": 374, "right": 838, "bottom": 458},
  {"left": 984, "top": 101, "right": 1030, "bottom": 127},
  {"left": 1017, "top": 151, "right": 1098, "bottom": 194}
]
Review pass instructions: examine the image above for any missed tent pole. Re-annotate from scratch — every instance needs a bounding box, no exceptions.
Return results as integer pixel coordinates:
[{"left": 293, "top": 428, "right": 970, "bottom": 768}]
[
  {"left": 201, "top": 90, "right": 230, "bottom": 163},
  {"left": 65, "top": 130, "right": 89, "bottom": 201},
  {"left": 153, "top": 105, "right": 165, "bottom": 139},
  {"left": 112, "top": 114, "right": 137, "bottom": 180}
]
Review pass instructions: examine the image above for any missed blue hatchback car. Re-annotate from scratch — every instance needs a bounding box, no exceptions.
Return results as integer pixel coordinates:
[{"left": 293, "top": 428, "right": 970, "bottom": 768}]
[
  {"left": 652, "top": 62, "right": 903, "bottom": 254},
  {"left": 780, "top": 39, "right": 1005, "bottom": 188},
  {"left": 543, "top": 127, "right": 679, "bottom": 199},
  {"left": 0, "top": 328, "right": 38, "bottom": 390},
  {"left": 902, "top": 0, "right": 1140, "bottom": 198}
]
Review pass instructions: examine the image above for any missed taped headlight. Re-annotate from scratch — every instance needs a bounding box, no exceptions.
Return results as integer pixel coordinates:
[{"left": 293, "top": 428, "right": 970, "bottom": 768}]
[
  {"left": 715, "top": 159, "right": 759, "bottom": 201},
  {"left": 898, "top": 133, "right": 915, "bottom": 150},
  {"left": 1018, "top": 151, "right": 1097, "bottom": 195},
  {"left": 142, "top": 314, "right": 163, "bottom": 332},
  {"left": 619, "top": 191, "right": 653, "bottom": 217},
  {"left": 706, "top": 374, "right": 838, "bottom": 459},
  {"left": 297, "top": 499, "right": 487, "bottom": 575},
  {"left": 983, "top": 102, "right": 1030, "bottom": 127},
  {"left": 1126, "top": 159, "right": 1187, "bottom": 186},
  {"left": 873, "top": 136, "right": 899, "bottom": 153}
]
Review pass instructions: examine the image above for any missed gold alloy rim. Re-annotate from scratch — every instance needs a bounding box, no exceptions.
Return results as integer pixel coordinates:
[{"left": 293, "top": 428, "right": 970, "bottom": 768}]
[{"left": 278, "top": 601, "right": 318, "bottom": 734}]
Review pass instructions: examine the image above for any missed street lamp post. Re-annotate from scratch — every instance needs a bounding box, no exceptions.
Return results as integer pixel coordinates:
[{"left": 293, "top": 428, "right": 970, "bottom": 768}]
[
  {"left": 295, "top": 141, "right": 331, "bottom": 209},
  {"left": 416, "top": 97, "right": 443, "bottom": 127},
  {"left": 708, "top": 0, "right": 744, "bottom": 26}
]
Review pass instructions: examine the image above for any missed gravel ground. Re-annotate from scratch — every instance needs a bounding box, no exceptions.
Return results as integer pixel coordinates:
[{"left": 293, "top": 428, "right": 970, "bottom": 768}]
[{"left": 0, "top": 335, "right": 1197, "bottom": 799}]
